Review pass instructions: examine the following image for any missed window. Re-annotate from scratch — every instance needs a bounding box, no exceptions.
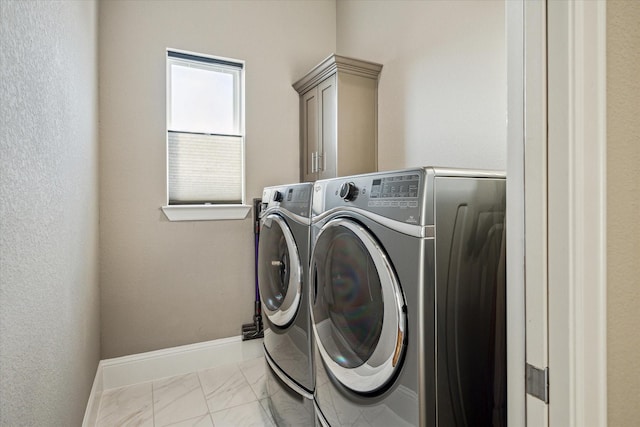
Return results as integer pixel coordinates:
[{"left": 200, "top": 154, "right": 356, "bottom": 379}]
[{"left": 163, "top": 49, "right": 249, "bottom": 221}]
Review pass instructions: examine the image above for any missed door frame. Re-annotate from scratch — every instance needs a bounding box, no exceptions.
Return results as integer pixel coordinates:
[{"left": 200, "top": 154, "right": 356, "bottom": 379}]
[
  {"left": 506, "top": 1, "right": 607, "bottom": 425},
  {"left": 547, "top": 1, "right": 607, "bottom": 425}
]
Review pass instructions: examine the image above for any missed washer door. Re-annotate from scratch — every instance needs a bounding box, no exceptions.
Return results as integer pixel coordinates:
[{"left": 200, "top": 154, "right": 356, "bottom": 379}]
[
  {"left": 310, "top": 218, "right": 406, "bottom": 394},
  {"left": 258, "top": 213, "right": 302, "bottom": 328}
]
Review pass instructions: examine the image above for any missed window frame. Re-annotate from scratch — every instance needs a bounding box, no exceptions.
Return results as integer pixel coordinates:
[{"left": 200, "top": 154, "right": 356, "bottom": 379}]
[{"left": 162, "top": 48, "right": 250, "bottom": 221}]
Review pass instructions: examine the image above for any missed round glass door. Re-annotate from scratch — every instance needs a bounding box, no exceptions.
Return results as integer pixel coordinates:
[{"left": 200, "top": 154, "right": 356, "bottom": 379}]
[
  {"left": 258, "top": 214, "right": 302, "bottom": 327},
  {"left": 310, "top": 218, "right": 406, "bottom": 394}
]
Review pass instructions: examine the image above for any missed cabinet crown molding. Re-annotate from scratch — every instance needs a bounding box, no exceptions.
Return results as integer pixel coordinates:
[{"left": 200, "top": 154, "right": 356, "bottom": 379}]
[{"left": 293, "top": 54, "right": 383, "bottom": 95}]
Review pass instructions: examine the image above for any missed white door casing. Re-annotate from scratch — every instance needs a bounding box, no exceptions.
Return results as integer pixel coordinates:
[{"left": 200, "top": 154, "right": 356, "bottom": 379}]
[
  {"left": 507, "top": 0, "right": 550, "bottom": 425},
  {"left": 505, "top": 0, "right": 527, "bottom": 424},
  {"left": 547, "top": 1, "right": 607, "bottom": 426},
  {"left": 524, "top": 0, "right": 550, "bottom": 425},
  {"left": 507, "top": 0, "right": 607, "bottom": 426}
]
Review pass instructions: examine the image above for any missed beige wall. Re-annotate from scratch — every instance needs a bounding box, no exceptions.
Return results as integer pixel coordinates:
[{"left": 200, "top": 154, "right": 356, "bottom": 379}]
[
  {"left": 99, "top": 0, "right": 336, "bottom": 358},
  {"left": 0, "top": 1, "right": 100, "bottom": 424},
  {"left": 607, "top": 1, "right": 640, "bottom": 424},
  {"left": 99, "top": 0, "right": 506, "bottom": 360},
  {"left": 336, "top": 0, "right": 506, "bottom": 171}
]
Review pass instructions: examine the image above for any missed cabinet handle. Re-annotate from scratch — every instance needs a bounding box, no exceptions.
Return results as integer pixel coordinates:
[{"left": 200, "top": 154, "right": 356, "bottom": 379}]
[
  {"left": 311, "top": 152, "right": 317, "bottom": 173},
  {"left": 318, "top": 152, "right": 324, "bottom": 172}
]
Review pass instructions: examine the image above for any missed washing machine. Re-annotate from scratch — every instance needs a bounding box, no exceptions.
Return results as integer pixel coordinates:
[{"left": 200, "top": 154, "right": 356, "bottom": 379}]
[
  {"left": 310, "top": 167, "right": 506, "bottom": 426},
  {"left": 257, "top": 182, "right": 315, "bottom": 426}
]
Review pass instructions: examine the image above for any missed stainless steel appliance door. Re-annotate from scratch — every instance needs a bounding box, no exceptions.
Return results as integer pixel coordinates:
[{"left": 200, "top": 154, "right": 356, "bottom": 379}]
[
  {"left": 310, "top": 217, "right": 406, "bottom": 394},
  {"left": 258, "top": 213, "right": 302, "bottom": 327}
]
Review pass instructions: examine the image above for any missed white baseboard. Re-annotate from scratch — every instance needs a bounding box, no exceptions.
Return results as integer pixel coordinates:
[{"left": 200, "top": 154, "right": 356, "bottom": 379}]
[
  {"left": 82, "top": 360, "right": 103, "bottom": 427},
  {"left": 82, "top": 336, "right": 264, "bottom": 426},
  {"left": 101, "top": 335, "right": 263, "bottom": 389}
]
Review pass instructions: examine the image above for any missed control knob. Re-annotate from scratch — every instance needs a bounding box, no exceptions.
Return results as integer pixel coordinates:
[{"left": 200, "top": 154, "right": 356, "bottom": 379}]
[
  {"left": 339, "top": 182, "right": 358, "bottom": 201},
  {"left": 272, "top": 190, "right": 283, "bottom": 202}
]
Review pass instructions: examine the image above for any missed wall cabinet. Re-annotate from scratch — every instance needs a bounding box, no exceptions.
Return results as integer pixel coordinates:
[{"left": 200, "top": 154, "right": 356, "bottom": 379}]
[{"left": 293, "top": 54, "right": 382, "bottom": 182}]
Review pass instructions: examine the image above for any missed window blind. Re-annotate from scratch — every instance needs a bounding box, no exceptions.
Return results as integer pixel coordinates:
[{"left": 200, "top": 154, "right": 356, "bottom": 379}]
[{"left": 168, "top": 132, "right": 243, "bottom": 205}]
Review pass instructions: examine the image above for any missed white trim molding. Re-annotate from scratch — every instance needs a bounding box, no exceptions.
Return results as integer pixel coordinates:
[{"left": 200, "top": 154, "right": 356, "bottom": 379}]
[
  {"left": 101, "top": 335, "right": 263, "bottom": 389},
  {"left": 82, "top": 362, "right": 104, "bottom": 427},
  {"left": 522, "top": 1, "right": 551, "bottom": 425},
  {"left": 82, "top": 336, "right": 264, "bottom": 426},
  {"left": 505, "top": 0, "right": 527, "bottom": 425},
  {"left": 161, "top": 204, "right": 251, "bottom": 221},
  {"left": 547, "top": 1, "right": 607, "bottom": 426}
]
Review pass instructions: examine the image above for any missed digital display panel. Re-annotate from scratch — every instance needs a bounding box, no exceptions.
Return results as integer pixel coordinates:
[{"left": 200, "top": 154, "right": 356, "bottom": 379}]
[{"left": 369, "top": 174, "right": 420, "bottom": 199}]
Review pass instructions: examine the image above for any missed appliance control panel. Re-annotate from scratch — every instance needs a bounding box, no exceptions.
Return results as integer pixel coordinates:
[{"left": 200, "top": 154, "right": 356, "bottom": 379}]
[
  {"left": 262, "top": 183, "right": 313, "bottom": 217},
  {"left": 318, "top": 169, "right": 426, "bottom": 224},
  {"left": 367, "top": 173, "right": 421, "bottom": 207}
]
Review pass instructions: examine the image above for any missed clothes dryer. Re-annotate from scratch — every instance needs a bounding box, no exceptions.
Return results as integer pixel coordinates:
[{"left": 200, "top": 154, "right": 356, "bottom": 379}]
[
  {"left": 310, "top": 168, "right": 506, "bottom": 426},
  {"left": 258, "top": 183, "right": 315, "bottom": 426}
]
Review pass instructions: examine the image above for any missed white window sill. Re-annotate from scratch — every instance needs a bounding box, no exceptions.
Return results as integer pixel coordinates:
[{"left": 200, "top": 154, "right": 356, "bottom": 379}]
[{"left": 161, "top": 204, "right": 251, "bottom": 221}]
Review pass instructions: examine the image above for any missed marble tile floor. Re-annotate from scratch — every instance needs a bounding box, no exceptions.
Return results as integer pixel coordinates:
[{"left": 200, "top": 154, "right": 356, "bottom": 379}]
[{"left": 94, "top": 355, "right": 275, "bottom": 427}]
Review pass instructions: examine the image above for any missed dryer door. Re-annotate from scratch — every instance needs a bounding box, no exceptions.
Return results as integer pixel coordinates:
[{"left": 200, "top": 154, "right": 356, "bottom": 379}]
[
  {"left": 258, "top": 213, "right": 302, "bottom": 328},
  {"left": 310, "top": 218, "right": 406, "bottom": 394}
]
